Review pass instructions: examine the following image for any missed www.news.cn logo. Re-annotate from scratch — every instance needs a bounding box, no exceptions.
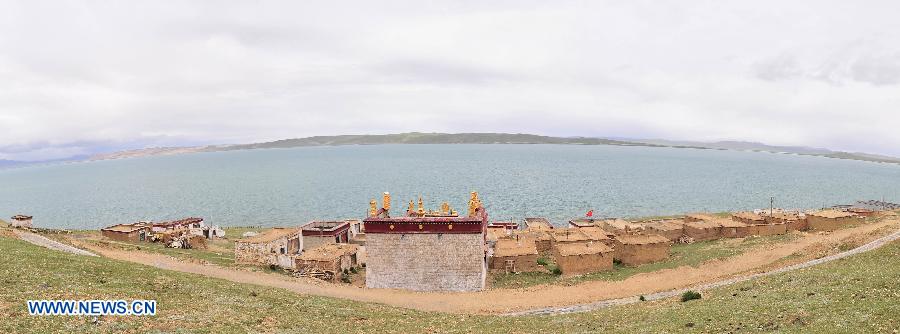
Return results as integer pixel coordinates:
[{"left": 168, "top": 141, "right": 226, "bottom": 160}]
[{"left": 27, "top": 300, "right": 156, "bottom": 316}]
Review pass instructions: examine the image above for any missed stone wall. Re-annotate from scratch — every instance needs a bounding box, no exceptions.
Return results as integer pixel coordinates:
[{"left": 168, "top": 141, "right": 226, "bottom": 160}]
[
  {"left": 366, "top": 233, "right": 486, "bottom": 291},
  {"left": 235, "top": 239, "right": 288, "bottom": 266}
]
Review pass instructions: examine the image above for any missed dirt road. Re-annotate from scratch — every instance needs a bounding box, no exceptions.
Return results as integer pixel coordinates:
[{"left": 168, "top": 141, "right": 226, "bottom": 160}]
[
  {"left": 14, "top": 230, "right": 98, "bottom": 257},
  {"left": 75, "top": 219, "right": 899, "bottom": 315}
]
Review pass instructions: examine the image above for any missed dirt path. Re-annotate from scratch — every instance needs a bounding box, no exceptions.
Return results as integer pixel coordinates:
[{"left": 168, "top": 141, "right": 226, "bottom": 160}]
[
  {"left": 75, "top": 219, "right": 899, "bottom": 315},
  {"left": 14, "top": 230, "right": 98, "bottom": 257}
]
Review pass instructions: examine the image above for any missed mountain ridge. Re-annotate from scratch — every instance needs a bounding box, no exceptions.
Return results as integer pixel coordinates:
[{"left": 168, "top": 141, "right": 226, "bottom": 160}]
[{"left": 4, "top": 132, "right": 899, "bottom": 167}]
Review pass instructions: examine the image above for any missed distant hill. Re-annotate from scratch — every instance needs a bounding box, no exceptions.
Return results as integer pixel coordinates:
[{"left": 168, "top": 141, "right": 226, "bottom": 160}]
[
  {"left": 3, "top": 132, "right": 894, "bottom": 167},
  {"left": 212, "top": 132, "right": 651, "bottom": 151}
]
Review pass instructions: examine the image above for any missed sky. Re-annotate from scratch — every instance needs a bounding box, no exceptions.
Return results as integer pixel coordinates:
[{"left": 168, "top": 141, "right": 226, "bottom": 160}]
[{"left": 2, "top": 1, "right": 900, "bottom": 161}]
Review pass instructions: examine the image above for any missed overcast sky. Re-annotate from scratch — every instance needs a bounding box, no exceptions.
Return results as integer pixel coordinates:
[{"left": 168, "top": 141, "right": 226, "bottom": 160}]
[{"left": 2, "top": 1, "right": 900, "bottom": 161}]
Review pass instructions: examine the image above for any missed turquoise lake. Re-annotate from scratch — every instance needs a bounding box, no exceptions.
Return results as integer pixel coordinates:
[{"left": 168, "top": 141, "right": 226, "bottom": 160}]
[{"left": 1, "top": 144, "right": 899, "bottom": 230}]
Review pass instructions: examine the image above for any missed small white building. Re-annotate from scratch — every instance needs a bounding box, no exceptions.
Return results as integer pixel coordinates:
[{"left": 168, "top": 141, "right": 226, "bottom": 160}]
[{"left": 10, "top": 215, "right": 33, "bottom": 228}]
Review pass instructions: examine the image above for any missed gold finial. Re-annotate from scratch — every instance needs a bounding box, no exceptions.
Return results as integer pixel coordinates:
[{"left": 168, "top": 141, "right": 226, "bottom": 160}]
[
  {"left": 441, "top": 202, "right": 450, "bottom": 215},
  {"left": 369, "top": 199, "right": 377, "bottom": 217},
  {"left": 468, "top": 191, "right": 480, "bottom": 217},
  {"left": 383, "top": 192, "right": 391, "bottom": 210},
  {"left": 417, "top": 196, "right": 425, "bottom": 215},
  {"left": 408, "top": 200, "right": 415, "bottom": 213}
]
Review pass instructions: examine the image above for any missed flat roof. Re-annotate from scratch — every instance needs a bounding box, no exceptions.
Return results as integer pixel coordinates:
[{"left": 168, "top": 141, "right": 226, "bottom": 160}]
[
  {"left": 685, "top": 213, "right": 718, "bottom": 220},
  {"left": 524, "top": 217, "right": 554, "bottom": 229},
  {"left": 549, "top": 229, "right": 591, "bottom": 242},
  {"left": 493, "top": 239, "right": 538, "bottom": 257},
  {"left": 614, "top": 234, "right": 669, "bottom": 245},
  {"left": 732, "top": 211, "right": 765, "bottom": 221},
  {"left": 101, "top": 224, "right": 148, "bottom": 233},
  {"left": 641, "top": 220, "right": 684, "bottom": 231},
  {"left": 555, "top": 242, "right": 613, "bottom": 256},
  {"left": 684, "top": 220, "right": 723, "bottom": 229},
  {"left": 302, "top": 221, "right": 350, "bottom": 232},
  {"left": 153, "top": 217, "right": 203, "bottom": 227},
  {"left": 239, "top": 227, "right": 301, "bottom": 244},
  {"left": 577, "top": 226, "right": 612, "bottom": 241},
  {"left": 809, "top": 210, "right": 857, "bottom": 219}
]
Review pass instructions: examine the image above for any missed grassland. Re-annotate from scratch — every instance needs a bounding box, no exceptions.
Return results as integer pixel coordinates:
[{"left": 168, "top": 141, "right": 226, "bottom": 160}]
[{"left": 1, "top": 231, "right": 898, "bottom": 333}]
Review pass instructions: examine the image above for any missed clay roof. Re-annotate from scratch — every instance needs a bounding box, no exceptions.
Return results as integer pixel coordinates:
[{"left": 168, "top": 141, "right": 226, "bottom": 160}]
[
  {"left": 11, "top": 214, "right": 32, "bottom": 220},
  {"left": 486, "top": 227, "right": 512, "bottom": 241},
  {"left": 569, "top": 219, "right": 600, "bottom": 228},
  {"left": 555, "top": 242, "right": 613, "bottom": 256},
  {"left": 685, "top": 213, "right": 717, "bottom": 220},
  {"left": 298, "top": 243, "right": 359, "bottom": 261},
  {"left": 153, "top": 217, "right": 203, "bottom": 228},
  {"left": 602, "top": 219, "right": 641, "bottom": 231},
  {"left": 549, "top": 229, "right": 591, "bottom": 243},
  {"left": 732, "top": 211, "right": 765, "bottom": 221},
  {"left": 302, "top": 221, "right": 350, "bottom": 232},
  {"left": 715, "top": 219, "right": 748, "bottom": 228},
  {"left": 577, "top": 226, "right": 612, "bottom": 241},
  {"left": 524, "top": 218, "right": 554, "bottom": 230},
  {"left": 512, "top": 230, "right": 551, "bottom": 241},
  {"left": 101, "top": 223, "right": 149, "bottom": 233},
  {"left": 493, "top": 239, "right": 538, "bottom": 257},
  {"left": 614, "top": 234, "right": 669, "bottom": 245},
  {"left": 239, "top": 227, "right": 301, "bottom": 244},
  {"left": 809, "top": 210, "right": 857, "bottom": 219},
  {"left": 642, "top": 220, "right": 684, "bottom": 231},
  {"left": 683, "top": 220, "right": 722, "bottom": 229}
]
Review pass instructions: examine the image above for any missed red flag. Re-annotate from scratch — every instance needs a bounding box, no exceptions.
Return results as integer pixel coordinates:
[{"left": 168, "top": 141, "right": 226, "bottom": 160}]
[{"left": 586, "top": 210, "right": 593, "bottom": 217}]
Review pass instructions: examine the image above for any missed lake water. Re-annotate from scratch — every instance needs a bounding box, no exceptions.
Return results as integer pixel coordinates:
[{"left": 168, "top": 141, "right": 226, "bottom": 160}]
[{"left": 1, "top": 144, "right": 899, "bottom": 230}]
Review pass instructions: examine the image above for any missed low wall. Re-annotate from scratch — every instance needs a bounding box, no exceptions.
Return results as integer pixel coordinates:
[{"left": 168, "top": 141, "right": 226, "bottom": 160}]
[
  {"left": 489, "top": 254, "right": 540, "bottom": 272},
  {"left": 615, "top": 242, "right": 669, "bottom": 266},
  {"left": 554, "top": 252, "right": 613, "bottom": 275}
]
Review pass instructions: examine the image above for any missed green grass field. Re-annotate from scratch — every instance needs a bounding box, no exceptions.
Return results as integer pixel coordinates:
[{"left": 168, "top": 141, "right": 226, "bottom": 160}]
[{"left": 1, "top": 232, "right": 898, "bottom": 333}]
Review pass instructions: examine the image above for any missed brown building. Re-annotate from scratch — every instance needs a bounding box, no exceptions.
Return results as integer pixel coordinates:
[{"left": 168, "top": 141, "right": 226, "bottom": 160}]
[
  {"left": 101, "top": 223, "right": 151, "bottom": 242},
  {"left": 10, "top": 215, "right": 33, "bottom": 228},
  {"left": 613, "top": 234, "right": 670, "bottom": 266},
  {"left": 295, "top": 243, "right": 360, "bottom": 282},
  {"left": 489, "top": 238, "right": 540, "bottom": 273},
  {"left": 301, "top": 221, "right": 352, "bottom": 251},
  {"left": 846, "top": 208, "right": 876, "bottom": 217},
  {"left": 364, "top": 192, "right": 488, "bottom": 292},
  {"left": 553, "top": 242, "right": 614, "bottom": 275},
  {"left": 235, "top": 227, "right": 303, "bottom": 268},
  {"left": 807, "top": 210, "right": 862, "bottom": 231},
  {"left": 512, "top": 229, "right": 553, "bottom": 253}
]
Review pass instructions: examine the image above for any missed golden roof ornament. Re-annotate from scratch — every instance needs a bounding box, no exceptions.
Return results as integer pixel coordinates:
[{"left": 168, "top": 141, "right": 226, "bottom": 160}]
[{"left": 369, "top": 199, "right": 377, "bottom": 217}]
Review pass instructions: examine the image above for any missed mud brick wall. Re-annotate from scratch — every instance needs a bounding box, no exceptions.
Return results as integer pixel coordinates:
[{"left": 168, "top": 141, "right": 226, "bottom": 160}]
[
  {"left": 807, "top": 216, "right": 862, "bottom": 231},
  {"left": 489, "top": 254, "right": 540, "bottom": 272},
  {"left": 750, "top": 223, "right": 788, "bottom": 236},
  {"left": 553, "top": 252, "right": 613, "bottom": 275},
  {"left": 615, "top": 242, "right": 669, "bottom": 266},
  {"left": 366, "top": 233, "right": 486, "bottom": 291},
  {"left": 684, "top": 226, "right": 720, "bottom": 241}
]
